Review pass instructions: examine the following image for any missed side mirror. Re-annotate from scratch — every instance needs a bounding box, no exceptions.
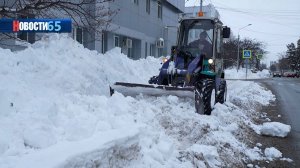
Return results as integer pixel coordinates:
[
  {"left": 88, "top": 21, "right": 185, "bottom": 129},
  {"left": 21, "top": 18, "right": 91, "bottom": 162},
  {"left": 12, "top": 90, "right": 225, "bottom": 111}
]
[
  {"left": 171, "top": 45, "right": 177, "bottom": 57},
  {"left": 223, "top": 26, "right": 231, "bottom": 38}
]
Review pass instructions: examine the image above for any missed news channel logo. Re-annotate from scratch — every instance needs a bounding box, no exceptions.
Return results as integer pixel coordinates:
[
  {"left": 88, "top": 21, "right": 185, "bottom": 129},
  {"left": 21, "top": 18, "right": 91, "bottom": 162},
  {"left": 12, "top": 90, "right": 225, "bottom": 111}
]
[{"left": 0, "top": 19, "right": 72, "bottom": 33}]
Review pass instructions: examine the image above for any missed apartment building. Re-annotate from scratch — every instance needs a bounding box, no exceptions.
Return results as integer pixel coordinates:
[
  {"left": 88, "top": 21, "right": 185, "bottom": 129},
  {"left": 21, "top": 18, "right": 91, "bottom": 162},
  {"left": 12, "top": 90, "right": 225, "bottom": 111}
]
[
  {"left": 92, "top": 0, "right": 184, "bottom": 59},
  {"left": 0, "top": 0, "right": 184, "bottom": 59}
]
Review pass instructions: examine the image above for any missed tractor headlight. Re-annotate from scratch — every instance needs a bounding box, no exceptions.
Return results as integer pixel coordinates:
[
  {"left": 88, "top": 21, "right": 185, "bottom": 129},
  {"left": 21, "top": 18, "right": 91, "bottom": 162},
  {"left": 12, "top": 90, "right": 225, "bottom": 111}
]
[
  {"left": 162, "top": 57, "right": 168, "bottom": 63},
  {"left": 208, "top": 59, "right": 214, "bottom": 64}
]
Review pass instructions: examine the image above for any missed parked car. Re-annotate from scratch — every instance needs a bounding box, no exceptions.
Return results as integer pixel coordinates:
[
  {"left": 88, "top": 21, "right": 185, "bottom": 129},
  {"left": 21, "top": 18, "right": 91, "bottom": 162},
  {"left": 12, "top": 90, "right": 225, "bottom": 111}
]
[
  {"left": 284, "top": 71, "right": 297, "bottom": 78},
  {"left": 273, "top": 71, "right": 282, "bottom": 77}
]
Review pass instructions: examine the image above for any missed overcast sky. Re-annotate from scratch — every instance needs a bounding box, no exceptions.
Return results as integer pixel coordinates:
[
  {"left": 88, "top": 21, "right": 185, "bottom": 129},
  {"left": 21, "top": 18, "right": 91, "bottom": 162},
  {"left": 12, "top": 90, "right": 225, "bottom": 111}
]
[{"left": 185, "top": 0, "right": 300, "bottom": 65}]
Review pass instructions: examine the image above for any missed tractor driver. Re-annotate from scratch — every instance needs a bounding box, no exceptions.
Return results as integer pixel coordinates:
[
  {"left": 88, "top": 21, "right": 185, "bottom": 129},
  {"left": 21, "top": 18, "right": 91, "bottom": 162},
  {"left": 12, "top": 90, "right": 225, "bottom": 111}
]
[{"left": 189, "top": 31, "right": 212, "bottom": 57}]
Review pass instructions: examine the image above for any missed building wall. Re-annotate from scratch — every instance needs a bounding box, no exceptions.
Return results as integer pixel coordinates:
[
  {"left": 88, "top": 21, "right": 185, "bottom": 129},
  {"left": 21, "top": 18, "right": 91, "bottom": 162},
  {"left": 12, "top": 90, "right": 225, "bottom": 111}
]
[
  {"left": 166, "top": 0, "right": 185, "bottom": 12},
  {"left": 99, "top": 0, "right": 184, "bottom": 59},
  {"left": 0, "top": 0, "right": 184, "bottom": 59}
]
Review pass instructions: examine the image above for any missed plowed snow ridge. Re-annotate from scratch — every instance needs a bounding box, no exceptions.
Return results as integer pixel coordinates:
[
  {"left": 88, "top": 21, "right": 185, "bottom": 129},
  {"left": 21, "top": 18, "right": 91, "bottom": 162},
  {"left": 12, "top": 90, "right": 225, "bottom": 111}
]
[{"left": 0, "top": 35, "right": 278, "bottom": 168}]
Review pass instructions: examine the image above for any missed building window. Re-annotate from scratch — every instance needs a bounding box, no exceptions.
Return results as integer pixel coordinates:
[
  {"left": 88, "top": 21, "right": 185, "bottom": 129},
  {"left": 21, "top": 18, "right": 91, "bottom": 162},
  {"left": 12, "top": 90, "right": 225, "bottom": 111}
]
[
  {"left": 146, "top": 0, "right": 150, "bottom": 14},
  {"left": 150, "top": 44, "right": 156, "bottom": 57},
  {"left": 17, "top": 14, "right": 35, "bottom": 43},
  {"left": 158, "top": 0, "right": 162, "bottom": 19},
  {"left": 101, "top": 32, "right": 107, "bottom": 54},
  {"left": 133, "top": 0, "right": 139, "bottom": 5},
  {"left": 76, "top": 28, "right": 83, "bottom": 44},
  {"left": 145, "top": 42, "right": 148, "bottom": 57},
  {"left": 17, "top": 32, "right": 29, "bottom": 42},
  {"left": 73, "top": 27, "right": 83, "bottom": 44},
  {"left": 17, "top": 32, "right": 34, "bottom": 44},
  {"left": 114, "top": 36, "right": 119, "bottom": 47},
  {"left": 128, "top": 48, "right": 132, "bottom": 58},
  {"left": 102, "top": 33, "right": 105, "bottom": 54}
]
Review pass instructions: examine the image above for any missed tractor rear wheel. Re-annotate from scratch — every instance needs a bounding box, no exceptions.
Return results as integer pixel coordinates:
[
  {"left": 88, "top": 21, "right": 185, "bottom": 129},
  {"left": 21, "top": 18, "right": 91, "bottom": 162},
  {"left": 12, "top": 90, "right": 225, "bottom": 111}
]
[{"left": 195, "top": 79, "right": 215, "bottom": 115}]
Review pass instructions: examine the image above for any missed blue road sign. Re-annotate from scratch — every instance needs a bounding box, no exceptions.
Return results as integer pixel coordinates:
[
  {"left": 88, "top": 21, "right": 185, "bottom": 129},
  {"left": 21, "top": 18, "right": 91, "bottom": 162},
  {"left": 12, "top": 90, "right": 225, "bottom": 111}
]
[{"left": 243, "top": 50, "right": 252, "bottom": 59}]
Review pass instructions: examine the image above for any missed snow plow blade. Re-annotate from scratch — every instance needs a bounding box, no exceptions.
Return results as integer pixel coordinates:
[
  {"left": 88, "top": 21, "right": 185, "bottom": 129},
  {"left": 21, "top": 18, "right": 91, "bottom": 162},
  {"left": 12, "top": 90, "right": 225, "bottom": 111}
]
[{"left": 110, "top": 82, "right": 195, "bottom": 99}]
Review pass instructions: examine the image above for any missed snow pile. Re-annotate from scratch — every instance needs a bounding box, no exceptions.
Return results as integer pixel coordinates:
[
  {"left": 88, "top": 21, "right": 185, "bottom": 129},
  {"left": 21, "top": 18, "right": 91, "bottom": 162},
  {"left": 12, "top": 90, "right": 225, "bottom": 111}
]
[
  {"left": 245, "top": 146, "right": 263, "bottom": 161},
  {"left": 253, "top": 122, "right": 291, "bottom": 138},
  {"left": 246, "top": 146, "right": 285, "bottom": 162},
  {"left": 228, "top": 80, "right": 275, "bottom": 109},
  {"left": 0, "top": 35, "right": 278, "bottom": 167},
  {"left": 264, "top": 147, "right": 282, "bottom": 161},
  {"left": 0, "top": 35, "right": 161, "bottom": 167},
  {"left": 187, "top": 144, "right": 221, "bottom": 167},
  {"left": 225, "top": 68, "right": 270, "bottom": 79}
]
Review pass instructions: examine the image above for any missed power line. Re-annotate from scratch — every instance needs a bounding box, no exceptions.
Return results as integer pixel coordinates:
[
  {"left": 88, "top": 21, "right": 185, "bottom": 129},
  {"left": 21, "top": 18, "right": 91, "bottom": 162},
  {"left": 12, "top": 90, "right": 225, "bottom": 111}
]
[
  {"left": 211, "top": 1, "right": 300, "bottom": 14},
  {"left": 243, "top": 29, "right": 300, "bottom": 37},
  {"left": 208, "top": 1, "right": 300, "bottom": 29},
  {"left": 215, "top": 6, "right": 300, "bottom": 20},
  {"left": 214, "top": 6, "right": 300, "bottom": 30}
]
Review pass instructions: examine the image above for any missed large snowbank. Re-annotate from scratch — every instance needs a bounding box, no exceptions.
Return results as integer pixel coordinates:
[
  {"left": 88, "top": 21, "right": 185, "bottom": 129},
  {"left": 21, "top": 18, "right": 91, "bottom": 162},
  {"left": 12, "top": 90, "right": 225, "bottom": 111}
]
[
  {"left": 225, "top": 68, "right": 270, "bottom": 79},
  {"left": 0, "top": 35, "right": 283, "bottom": 167}
]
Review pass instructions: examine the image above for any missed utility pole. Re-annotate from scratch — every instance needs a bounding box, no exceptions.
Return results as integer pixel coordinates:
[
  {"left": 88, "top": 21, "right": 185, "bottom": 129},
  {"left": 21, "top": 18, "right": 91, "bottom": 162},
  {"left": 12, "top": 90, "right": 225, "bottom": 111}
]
[
  {"left": 237, "top": 34, "right": 240, "bottom": 72},
  {"left": 236, "top": 24, "right": 252, "bottom": 72}
]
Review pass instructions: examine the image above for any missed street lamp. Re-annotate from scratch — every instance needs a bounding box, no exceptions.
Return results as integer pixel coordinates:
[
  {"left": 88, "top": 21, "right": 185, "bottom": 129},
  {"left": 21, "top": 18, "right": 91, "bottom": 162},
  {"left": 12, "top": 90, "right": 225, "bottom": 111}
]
[{"left": 237, "top": 24, "right": 252, "bottom": 72}]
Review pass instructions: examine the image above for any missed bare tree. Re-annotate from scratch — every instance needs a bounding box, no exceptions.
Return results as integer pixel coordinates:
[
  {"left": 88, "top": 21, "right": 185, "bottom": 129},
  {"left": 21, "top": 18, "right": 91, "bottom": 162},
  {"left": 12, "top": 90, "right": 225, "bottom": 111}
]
[
  {"left": 260, "top": 63, "right": 267, "bottom": 70},
  {"left": 286, "top": 43, "right": 297, "bottom": 71},
  {"left": 270, "top": 64, "right": 277, "bottom": 72},
  {"left": 278, "top": 38, "right": 300, "bottom": 72},
  {"left": 222, "top": 38, "right": 238, "bottom": 69},
  {"left": 278, "top": 52, "right": 289, "bottom": 71},
  {"left": 0, "top": 0, "right": 118, "bottom": 42},
  {"left": 296, "top": 39, "right": 300, "bottom": 71},
  {"left": 223, "top": 37, "right": 267, "bottom": 69}
]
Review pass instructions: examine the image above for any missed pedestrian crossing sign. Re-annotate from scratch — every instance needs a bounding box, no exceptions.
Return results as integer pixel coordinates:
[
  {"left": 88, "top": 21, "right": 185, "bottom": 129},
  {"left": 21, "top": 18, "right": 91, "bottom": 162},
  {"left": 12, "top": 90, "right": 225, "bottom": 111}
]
[{"left": 243, "top": 50, "right": 252, "bottom": 59}]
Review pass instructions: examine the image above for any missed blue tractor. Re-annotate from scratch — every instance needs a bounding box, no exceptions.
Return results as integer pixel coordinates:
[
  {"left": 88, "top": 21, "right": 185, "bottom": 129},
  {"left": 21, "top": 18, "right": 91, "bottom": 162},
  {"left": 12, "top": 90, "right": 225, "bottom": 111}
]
[{"left": 110, "top": 16, "right": 230, "bottom": 115}]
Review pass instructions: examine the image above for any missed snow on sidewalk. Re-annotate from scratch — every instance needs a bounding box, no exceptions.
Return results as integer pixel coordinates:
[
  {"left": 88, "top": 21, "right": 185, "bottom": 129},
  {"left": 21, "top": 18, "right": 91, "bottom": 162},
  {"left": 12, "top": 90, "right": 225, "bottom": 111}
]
[
  {"left": 225, "top": 68, "right": 270, "bottom": 79},
  {"left": 0, "top": 35, "right": 288, "bottom": 167}
]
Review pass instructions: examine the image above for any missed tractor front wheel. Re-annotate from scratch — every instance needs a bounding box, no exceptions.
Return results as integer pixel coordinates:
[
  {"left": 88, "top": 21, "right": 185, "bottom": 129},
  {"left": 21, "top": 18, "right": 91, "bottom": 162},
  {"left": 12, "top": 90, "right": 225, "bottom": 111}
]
[
  {"left": 195, "top": 79, "right": 215, "bottom": 115},
  {"left": 216, "top": 80, "right": 227, "bottom": 104}
]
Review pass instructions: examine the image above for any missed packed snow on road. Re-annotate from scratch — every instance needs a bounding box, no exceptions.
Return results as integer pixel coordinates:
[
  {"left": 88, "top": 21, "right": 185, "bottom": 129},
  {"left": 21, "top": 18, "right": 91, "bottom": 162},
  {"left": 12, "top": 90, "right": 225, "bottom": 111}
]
[{"left": 0, "top": 35, "right": 291, "bottom": 167}]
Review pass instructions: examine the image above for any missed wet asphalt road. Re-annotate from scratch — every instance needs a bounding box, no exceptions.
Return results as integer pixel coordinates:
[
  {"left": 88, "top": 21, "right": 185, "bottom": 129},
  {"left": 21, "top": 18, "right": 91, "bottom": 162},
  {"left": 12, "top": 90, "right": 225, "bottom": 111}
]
[{"left": 260, "top": 77, "right": 300, "bottom": 160}]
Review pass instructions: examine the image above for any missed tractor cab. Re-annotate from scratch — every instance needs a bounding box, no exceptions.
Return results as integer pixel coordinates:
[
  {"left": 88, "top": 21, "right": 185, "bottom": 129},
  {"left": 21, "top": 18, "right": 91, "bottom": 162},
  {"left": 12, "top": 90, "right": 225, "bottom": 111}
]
[
  {"left": 173, "top": 17, "right": 230, "bottom": 70},
  {"left": 177, "top": 18, "right": 214, "bottom": 59}
]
